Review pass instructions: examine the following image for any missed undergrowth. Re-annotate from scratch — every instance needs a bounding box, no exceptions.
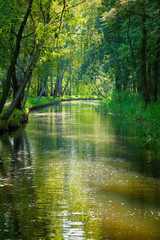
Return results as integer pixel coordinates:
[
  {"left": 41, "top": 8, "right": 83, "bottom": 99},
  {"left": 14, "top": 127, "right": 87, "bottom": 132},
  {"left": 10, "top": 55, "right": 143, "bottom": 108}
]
[{"left": 101, "top": 90, "right": 160, "bottom": 150}]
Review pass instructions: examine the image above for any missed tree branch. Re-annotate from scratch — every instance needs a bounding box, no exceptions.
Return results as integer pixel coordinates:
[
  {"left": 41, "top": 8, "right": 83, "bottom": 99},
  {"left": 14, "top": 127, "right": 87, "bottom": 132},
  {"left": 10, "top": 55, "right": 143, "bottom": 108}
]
[
  {"left": 50, "top": 0, "right": 86, "bottom": 25},
  {"left": 94, "top": 83, "right": 106, "bottom": 98},
  {"left": 22, "top": 31, "right": 35, "bottom": 39},
  {"left": 125, "top": 9, "right": 151, "bottom": 19}
]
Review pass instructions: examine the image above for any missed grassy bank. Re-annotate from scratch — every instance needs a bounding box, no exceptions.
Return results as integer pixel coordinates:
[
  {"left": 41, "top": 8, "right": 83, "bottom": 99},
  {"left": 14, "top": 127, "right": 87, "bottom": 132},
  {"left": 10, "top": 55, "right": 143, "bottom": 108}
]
[
  {"left": 101, "top": 91, "right": 160, "bottom": 150},
  {"left": 0, "top": 108, "right": 28, "bottom": 133},
  {"left": 26, "top": 97, "right": 61, "bottom": 110},
  {"left": 0, "top": 97, "right": 61, "bottom": 133}
]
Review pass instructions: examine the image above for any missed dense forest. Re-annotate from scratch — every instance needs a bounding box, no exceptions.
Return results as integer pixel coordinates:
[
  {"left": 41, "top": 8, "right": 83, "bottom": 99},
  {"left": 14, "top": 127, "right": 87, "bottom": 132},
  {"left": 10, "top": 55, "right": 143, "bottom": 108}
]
[{"left": 0, "top": 0, "right": 160, "bottom": 148}]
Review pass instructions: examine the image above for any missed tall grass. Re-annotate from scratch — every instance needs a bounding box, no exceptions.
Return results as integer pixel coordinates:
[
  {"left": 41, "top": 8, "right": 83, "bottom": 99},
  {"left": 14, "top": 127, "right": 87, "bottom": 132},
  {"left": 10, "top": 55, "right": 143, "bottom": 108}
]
[{"left": 101, "top": 90, "right": 160, "bottom": 150}]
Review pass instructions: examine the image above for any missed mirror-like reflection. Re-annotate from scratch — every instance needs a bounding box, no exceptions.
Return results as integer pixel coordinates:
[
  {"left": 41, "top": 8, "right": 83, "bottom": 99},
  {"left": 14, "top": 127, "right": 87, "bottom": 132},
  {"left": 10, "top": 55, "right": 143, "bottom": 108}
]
[{"left": 0, "top": 101, "right": 160, "bottom": 239}]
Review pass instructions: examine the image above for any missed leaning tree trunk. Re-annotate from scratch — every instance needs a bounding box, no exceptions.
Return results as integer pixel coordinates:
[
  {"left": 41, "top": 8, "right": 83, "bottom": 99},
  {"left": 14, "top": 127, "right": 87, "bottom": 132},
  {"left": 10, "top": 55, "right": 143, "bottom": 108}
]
[
  {"left": 37, "top": 76, "right": 48, "bottom": 102},
  {"left": 62, "top": 77, "right": 69, "bottom": 97},
  {"left": 0, "top": 46, "right": 40, "bottom": 120},
  {"left": 0, "top": 0, "right": 33, "bottom": 113},
  {"left": 12, "top": 67, "right": 22, "bottom": 109},
  {"left": 22, "top": 79, "right": 31, "bottom": 109}
]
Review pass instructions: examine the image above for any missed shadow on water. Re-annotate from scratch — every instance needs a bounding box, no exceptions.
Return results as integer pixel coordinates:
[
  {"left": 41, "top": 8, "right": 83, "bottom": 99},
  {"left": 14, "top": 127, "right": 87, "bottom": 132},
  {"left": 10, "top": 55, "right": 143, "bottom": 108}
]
[
  {"left": 0, "top": 129, "right": 46, "bottom": 239},
  {"left": 0, "top": 101, "right": 160, "bottom": 239}
]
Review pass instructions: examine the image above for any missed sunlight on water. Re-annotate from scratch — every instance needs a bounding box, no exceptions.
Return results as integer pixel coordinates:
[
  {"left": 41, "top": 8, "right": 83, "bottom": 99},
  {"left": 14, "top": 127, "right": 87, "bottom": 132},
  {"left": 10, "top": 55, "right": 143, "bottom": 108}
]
[{"left": 0, "top": 101, "right": 160, "bottom": 239}]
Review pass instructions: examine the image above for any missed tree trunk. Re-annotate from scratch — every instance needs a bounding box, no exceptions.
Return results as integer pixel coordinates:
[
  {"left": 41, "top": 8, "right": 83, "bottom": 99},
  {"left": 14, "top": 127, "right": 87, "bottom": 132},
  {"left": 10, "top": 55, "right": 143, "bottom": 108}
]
[
  {"left": 0, "top": 0, "right": 33, "bottom": 113},
  {"left": 58, "top": 75, "right": 63, "bottom": 97},
  {"left": 127, "top": 14, "right": 137, "bottom": 69},
  {"left": 0, "top": 46, "right": 40, "bottom": 120},
  {"left": 50, "top": 75, "right": 53, "bottom": 96},
  {"left": 22, "top": 80, "right": 31, "bottom": 109},
  {"left": 69, "top": 65, "right": 72, "bottom": 96},
  {"left": 58, "top": 72, "right": 65, "bottom": 97},
  {"left": 53, "top": 78, "right": 59, "bottom": 97},
  {"left": 153, "top": 38, "right": 160, "bottom": 102},
  {"left": 115, "top": 71, "right": 121, "bottom": 91},
  {"left": 127, "top": 14, "right": 137, "bottom": 92},
  {"left": 147, "top": 63, "right": 153, "bottom": 98},
  {"left": 69, "top": 77, "right": 72, "bottom": 96},
  {"left": 53, "top": 58, "right": 60, "bottom": 97},
  {"left": 62, "top": 78, "right": 69, "bottom": 97},
  {"left": 141, "top": 15, "right": 150, "bottom": 103},
  {"left": 12, "top": 67, "right": 22, "bottom": 109},
  {"left": 37, "top": 76, "right": 48, "bottom": 102}
]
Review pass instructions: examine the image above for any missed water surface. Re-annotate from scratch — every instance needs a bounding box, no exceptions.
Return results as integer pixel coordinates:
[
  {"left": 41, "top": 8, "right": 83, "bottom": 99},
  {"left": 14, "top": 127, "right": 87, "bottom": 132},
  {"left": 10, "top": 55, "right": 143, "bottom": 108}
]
[{"left": 0, "top": 101, "right": 160, "bottom": 239}]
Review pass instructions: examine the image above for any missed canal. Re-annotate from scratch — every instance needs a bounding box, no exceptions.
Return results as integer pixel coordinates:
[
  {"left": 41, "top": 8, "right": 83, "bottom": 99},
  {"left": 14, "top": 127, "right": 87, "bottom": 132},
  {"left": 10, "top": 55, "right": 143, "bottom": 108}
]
[{"left": 0, "top": 101, "right": 160, "bottom": 239}]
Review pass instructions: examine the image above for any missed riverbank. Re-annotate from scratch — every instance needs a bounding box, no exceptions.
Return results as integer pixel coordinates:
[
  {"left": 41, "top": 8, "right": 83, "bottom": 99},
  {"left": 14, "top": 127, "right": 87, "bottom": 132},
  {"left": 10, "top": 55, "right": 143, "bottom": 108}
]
[
  {"left": 100, "top": 91, "right": 160, "bottom": 150},
  {"left": 0, "top": 108, "right": 29, "bottom": 134},
  {"left": 0, "top": 97, "right": 98, "bottom": 134},
  {"left": 0, "top": 98, "right": 61, "bottom": 134}
]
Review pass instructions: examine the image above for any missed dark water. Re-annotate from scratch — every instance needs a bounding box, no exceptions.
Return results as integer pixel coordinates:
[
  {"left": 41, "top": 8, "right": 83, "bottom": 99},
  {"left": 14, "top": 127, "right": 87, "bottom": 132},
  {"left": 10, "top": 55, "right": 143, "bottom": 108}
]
[{"left": 0, "top": 101, "right": 160, "bottom": 240}]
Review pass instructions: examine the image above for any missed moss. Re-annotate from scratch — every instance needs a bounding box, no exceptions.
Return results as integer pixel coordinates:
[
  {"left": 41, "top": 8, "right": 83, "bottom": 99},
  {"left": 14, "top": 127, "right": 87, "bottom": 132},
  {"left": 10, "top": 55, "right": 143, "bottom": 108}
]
[
  {"left": 0, "top": 97, "right": 60, "bottom": 134},
  {"left": 0, "top": 108, "right": 28, "bottom": 133}
]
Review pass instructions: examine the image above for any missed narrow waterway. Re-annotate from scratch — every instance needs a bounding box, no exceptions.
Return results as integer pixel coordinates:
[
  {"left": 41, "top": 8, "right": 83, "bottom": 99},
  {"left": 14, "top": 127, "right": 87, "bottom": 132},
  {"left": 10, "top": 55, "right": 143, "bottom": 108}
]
[{"left": 0, "top": 101, "right": 160, "bottom": 240}]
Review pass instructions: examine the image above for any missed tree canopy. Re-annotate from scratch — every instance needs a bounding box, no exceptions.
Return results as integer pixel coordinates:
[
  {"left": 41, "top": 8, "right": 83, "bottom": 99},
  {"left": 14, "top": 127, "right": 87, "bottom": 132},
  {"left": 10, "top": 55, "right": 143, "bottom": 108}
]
[{"left": 0, "top": 0, "right": 159, "bottom": 120}]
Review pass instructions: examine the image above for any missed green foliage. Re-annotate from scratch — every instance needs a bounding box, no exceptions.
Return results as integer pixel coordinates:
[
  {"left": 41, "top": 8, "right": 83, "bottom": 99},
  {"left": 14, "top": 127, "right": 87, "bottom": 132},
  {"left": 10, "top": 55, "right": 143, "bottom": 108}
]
[
  {"left": 136, "top": 100, "right": 160, "bottom": 149},
  {"left": 62, "top": 94, "right": 98, "bottom": 100},
  {"left": 101, "top": 91, "right": 160, "bottom": 149}
]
